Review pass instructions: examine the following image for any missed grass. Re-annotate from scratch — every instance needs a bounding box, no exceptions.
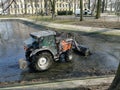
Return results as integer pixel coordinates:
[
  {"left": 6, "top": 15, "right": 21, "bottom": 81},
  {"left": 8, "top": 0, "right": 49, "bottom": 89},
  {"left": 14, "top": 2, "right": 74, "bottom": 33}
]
[
  {"left": 28, "top": 16, "right": 53, "bottom": 22},
  {"left": 27, "top": 15, "right": 76, "bottom": 24},
  {"left": 0, "top": 15, "right": 24, "bottom": 18},
  {"left": 0, "top": 15, "right": 119, "bottom": 29},
  {"left": 0, "top": 14, "right": 80, "bottom": 25}
]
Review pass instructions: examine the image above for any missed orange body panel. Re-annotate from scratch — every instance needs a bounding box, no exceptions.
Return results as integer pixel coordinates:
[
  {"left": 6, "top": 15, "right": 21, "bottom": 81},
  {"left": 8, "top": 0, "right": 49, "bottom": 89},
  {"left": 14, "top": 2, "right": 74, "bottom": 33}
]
[{"left": 61, "top": 40, "right": 72, "bottom": 52}]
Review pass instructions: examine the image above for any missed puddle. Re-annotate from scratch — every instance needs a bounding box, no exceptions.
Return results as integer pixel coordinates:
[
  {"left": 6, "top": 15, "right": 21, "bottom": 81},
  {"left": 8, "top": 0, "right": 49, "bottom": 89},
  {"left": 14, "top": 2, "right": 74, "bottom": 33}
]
[{"left": 0, "top": 20, "right": 119, "bottom": 83}]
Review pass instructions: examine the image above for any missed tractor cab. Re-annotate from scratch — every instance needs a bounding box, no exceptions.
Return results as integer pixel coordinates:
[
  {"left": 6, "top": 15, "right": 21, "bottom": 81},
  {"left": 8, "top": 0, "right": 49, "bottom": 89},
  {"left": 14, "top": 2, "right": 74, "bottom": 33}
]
[
  {"left": 30, "top": 30, "right": 57, "bottom": 50},
  {"left": 24, "top": 30, "right": 58, "bottom": 55},
  {"left": 24, "top": 31, "right": 57, "bottom": 58}
]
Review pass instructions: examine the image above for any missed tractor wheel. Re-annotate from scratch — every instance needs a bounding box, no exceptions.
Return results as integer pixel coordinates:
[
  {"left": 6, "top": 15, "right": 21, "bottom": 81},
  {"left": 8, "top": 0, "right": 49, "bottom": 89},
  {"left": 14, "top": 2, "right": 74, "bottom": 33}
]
[
  {"left": 65, "top": 50, "right": 73, "bottom": 62},
  {"left": 33, "top": 52, "right": 53, "bottom": 71}
]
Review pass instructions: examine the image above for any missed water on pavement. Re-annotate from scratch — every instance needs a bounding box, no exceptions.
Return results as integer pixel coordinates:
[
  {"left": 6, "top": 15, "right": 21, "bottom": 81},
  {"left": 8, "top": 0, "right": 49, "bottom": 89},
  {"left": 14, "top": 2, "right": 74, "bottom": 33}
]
[{"left": 0, "top": 20, "right": 119, "bottom": 83}]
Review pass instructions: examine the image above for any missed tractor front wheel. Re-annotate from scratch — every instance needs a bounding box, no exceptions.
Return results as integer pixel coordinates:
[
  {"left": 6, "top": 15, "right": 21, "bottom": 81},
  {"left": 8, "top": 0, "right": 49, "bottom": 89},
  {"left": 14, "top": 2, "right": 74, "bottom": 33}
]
[{"left": 33, "top": 52, "right": 53, "bottom": 71}]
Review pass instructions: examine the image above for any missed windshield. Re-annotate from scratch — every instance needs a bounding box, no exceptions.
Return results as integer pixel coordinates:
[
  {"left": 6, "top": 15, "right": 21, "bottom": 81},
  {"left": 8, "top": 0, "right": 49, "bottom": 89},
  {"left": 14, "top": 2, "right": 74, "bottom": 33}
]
[{"left": 24, "top": 37, "right": 36, "bottom": 46}]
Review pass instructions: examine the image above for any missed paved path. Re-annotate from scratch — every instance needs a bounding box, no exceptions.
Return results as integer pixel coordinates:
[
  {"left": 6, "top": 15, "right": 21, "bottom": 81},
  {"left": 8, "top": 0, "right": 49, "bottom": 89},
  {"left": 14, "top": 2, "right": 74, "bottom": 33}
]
[
  {"left": 1, "top": 76, "right": 114, "bottom": 90},
  {"left": 0, "top": 17, "right": 120, "bottom": 36},
  {"left": 56, "top": 14, "right": 120, "bottom": 22},
  {"left": 23, "top": 17, "right": 119, "bottom": 35}
]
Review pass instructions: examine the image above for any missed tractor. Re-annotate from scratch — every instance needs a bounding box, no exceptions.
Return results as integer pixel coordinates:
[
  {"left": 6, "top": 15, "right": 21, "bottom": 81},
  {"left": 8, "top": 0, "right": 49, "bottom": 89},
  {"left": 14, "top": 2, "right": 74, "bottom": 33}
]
[{"left": 22, "top": 30, "right": 90, "bottom": 71}]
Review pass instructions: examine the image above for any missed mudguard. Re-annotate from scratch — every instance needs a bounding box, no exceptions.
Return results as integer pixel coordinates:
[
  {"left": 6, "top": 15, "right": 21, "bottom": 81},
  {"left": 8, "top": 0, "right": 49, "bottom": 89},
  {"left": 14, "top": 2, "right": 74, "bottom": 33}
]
[{"left": 29, "top": 47, "right": 55, "bottom": 58}]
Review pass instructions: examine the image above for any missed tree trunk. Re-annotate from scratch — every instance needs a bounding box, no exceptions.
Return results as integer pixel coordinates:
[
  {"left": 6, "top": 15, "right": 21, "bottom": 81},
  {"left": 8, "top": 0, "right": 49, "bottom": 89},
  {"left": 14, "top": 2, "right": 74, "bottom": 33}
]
[
  {"left": 102, "top": 0, "right": 105, "bottom": 13},
  {"left": 30, "top": 0, "right": 34, "bottom": 15},
  {"left": 110, "top": 0, "right": 113, "bottom": 13},
  {"left": 52, "top": 0, "right": 55, "bottom": 20},
  {"left": 88, "top": 0, "right": 90, "bottom": 9},
  {"left": 68, "top": 0, "right": 72, "bottom": 12},
  {"left": 69, "top": 3, "right": 71, "bottom": 12},
  {"left": 95, "top": 0, "right": 101, "bottom": 19},
  {"left": 74, "top": 0, "right": 77, "bottom": 14},
  {"left": 91, "top": 0, "right": 96, "bottom": 15},
  {"left": 80, "top": 0, "right": 83, "bottom": 21},
  {"left": 105, "top": 0, "right": 108, "bottom": 11},
  {"left": 24, "top": 0, "right": 27, "bottom": 14},
  {"left": 35, "top": 0, "right": 38, "bottom": 15},
  {"left": 44, "top": 0, "right": 48, "bottom": 15},
  {"left": 109, "top": 63, "right": 120, "bottom": 90},
  {"left": 50, "top": 0, "right": 55, "bottom": 20},
  {"left": 115, "top": 0, "right": 120, "bottom": 15}
]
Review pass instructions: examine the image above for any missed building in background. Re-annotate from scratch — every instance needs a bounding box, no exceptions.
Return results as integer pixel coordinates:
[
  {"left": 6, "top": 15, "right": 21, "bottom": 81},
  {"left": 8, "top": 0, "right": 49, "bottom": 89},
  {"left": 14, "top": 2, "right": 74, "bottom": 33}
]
[
  {"left": 8, "top": 0, "right": 88, "bottom": 15},
  {"left": 9, "top": 0, "right": 45, "bottom": 15}
]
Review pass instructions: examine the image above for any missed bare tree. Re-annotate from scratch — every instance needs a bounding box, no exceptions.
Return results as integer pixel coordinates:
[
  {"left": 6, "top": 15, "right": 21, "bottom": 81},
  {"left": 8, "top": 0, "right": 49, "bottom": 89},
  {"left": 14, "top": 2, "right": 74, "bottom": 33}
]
[
  {"left": 30, "top": 0, "right": 34, "bottom": 15},
  {"left": 105, "top": 0, "right": 108, "bottom": 11},
  {"left": 19, "top": 0, "right": 24, "bottom": 15},
  {"left": 74, "top": 0, "right": 77, "bottom": 13},
  {"left": 1, "top": 0, "right": 4, "bottom": 13},
  {"left": 95, "top": 0, "right": 101, "bottom": 19},
  {"left": 109, "top": 63, "right": 120, "bottom": 90},
  {"left": 88, "top": 0, "right": 90, "bottom": 9},
  {"left": 44, "top": 0, "right": 48, "bottom": 15},
  {"left": 49, "top": 0, "right": 56, "bottom": 20},
  {"left": 109, "top": 12, "right": 120, "bottom": 89},
  {"left": 115, "top": 0, "right": 120, "bottom": 15},
  {"left": 80, "top": 0, "right": 83, "bottom": 21},
  {"left": 24, "top": 0, "right": 27, "bottom": 14},
  {"left": 102, "top": 0, "right": 105, "bottom": 13},
  {"left": 0, "top": 0, "right": 16, "bottom": 15},
  {"left": 35, "top": 0, "right": 39, "bottom": 15},
  {"left": 91, "top": 0, "right": 97, "bottom": 15},
  {"left": 109, "top": 0, "right": 113, "bottom": 13}
]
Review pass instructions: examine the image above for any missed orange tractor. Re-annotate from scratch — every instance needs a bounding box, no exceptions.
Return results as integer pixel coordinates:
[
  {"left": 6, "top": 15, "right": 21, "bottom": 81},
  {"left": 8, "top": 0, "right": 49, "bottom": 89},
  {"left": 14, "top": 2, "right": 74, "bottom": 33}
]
[{"left": 20, "top": 30, "right": 90, "bottom": 71}]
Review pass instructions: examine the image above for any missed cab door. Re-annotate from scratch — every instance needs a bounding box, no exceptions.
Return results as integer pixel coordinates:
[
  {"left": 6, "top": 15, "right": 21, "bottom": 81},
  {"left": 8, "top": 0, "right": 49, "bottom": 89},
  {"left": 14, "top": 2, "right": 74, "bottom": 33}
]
[{"left": 42, "top": 35, "right": 58, "bottom": 55}]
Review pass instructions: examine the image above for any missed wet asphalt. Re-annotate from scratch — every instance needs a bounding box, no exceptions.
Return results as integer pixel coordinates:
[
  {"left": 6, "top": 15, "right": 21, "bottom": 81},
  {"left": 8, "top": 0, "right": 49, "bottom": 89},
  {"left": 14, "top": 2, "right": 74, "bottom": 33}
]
[{"left": 0, "top": 20, "right": 119, "bottom": 83}]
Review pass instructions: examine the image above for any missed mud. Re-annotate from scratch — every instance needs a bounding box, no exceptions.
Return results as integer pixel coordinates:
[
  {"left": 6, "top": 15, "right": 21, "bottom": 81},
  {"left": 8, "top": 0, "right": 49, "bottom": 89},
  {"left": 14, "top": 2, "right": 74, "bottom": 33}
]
[{"left": 0, "top": 20, "right": 120, "bottom": 85}]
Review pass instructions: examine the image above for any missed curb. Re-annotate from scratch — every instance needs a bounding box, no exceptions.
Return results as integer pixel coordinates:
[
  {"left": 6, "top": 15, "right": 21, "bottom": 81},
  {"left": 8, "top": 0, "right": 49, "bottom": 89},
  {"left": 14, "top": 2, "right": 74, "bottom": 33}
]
[{"left": 1, "top": 76, "right": 114, "bottom": 90}]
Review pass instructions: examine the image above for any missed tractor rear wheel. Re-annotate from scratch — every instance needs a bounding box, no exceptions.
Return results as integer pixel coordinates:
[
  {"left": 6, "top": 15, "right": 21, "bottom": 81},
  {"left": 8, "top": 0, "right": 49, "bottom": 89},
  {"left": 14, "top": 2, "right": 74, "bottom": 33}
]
[
  {"left": 33, "top": 52, "right": 53, "bottom": 71},
  {"left": 65, "top": 50, "right": 73, "bottom": 62}
]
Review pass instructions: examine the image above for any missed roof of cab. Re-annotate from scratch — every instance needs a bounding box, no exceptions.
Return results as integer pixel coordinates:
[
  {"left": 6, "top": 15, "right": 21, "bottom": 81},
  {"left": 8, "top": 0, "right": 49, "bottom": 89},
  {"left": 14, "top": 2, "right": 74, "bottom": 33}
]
[{"left": 30, "top": 30, "right": 56, "bottom": 38}]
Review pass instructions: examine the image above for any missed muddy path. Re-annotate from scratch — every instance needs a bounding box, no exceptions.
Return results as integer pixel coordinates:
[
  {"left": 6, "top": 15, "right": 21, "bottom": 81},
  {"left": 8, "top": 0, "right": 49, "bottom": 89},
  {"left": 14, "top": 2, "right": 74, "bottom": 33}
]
[{"left": 0, "top": 20, "right": 119, "bottom": 85}]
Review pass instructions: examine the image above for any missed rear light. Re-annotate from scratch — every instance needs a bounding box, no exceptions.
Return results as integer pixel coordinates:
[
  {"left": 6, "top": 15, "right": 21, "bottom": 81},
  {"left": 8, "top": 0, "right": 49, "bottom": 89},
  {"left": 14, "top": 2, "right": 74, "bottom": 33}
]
[{"left": 24, "top": 46, "right": 28, "bottom": 51}]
